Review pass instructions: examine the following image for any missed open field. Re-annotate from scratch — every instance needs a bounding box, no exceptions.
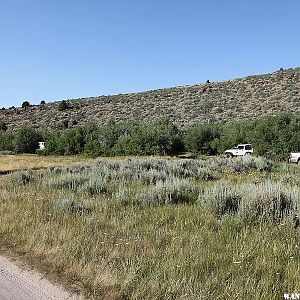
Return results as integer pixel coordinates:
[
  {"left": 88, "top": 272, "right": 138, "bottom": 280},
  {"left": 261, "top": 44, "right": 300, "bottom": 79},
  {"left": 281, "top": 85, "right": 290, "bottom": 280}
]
[
  {"left": 0, "top": 155, "right": 300, "bottom": 299},
  {"left": 0, "top": 155, "right": 95, "bottom": 173}
]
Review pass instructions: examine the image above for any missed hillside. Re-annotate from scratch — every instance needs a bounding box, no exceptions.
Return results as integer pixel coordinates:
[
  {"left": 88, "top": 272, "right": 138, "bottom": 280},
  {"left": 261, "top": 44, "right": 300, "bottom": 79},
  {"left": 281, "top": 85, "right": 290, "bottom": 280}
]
[{"left": 1, "top": 67, "right": 300, "bottom": 131}]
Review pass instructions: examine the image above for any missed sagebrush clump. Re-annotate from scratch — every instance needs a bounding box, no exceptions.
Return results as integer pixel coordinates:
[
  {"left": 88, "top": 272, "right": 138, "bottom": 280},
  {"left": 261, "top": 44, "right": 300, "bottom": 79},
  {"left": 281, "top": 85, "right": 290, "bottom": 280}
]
[
  {"left": 138, "top": 178, "right": 198, "bottom": 205},
  {"left": 199, "top": 180, "right": 300, "bottom": 222},
  {"left": 10, "top": 170, "right": 34, "bottom": 185}
]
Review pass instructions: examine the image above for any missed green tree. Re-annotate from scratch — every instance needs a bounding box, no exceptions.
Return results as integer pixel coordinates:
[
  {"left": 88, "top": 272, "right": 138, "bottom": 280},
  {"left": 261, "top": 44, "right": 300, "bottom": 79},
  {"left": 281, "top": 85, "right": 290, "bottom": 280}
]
[
  {"left": 0, "top": 132, "right": 14, "bottom": 151},
  {"left": 13, "top": 128, "right": 42, "bottom": 154},
  {"left": 98, "top": 119, "right": 127, "bottom": 149},
  {"left": 60, "top": 127, "right": 85, "bottom": 155},
  {"left": 83, "top": 123, "right": 108, "bottom": 156},
  {"left": 185, "top": 123, "right": 220, "bottom": 154},
  {"left": 113, "top": 119, "right": 183, "bottom": 156},
  {"left": 22, "top": 101, "right": 30, "bottom": 109}
]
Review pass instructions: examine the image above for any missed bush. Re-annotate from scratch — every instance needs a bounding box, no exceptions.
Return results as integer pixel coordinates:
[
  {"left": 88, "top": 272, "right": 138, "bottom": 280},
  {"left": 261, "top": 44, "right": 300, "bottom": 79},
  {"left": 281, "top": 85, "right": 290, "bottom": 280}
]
[
  {"left": 185, "top": 123, "right": 220, "bottom": 154},
  {"left": 43, "top": 173, "right": 89, "bottom": 191},
  {"left": 0, "top": 132, "right": 14, "bottom": 152},
  {"left": 199, "top": 182, "right": 241, "bottom": 217},
  {"left": 0, "top": 120, "right": 7, "bottom": 132},
  {"left": 13, "top": 128, "right": 42, "bottom": 154},
  {"left": 3, "top": 113, "right": 300, "bottom": 160},
  {"left": 226, "top": 156, "right": 272, "bottom": 172},
  {"left": 22, "top": 101, "right": 30, "bottom": 109},
  {"left": 44, "top": 127, "right": 85, "bottom": 155},
  {"left": 238, "top": 181, "right": 298, "bottom": 222},
  {"left": 199, "top": 180, "right": 300, "bottom": 222},
  {"left": 10, "top": 170, "right": 34, "bottom": 185},
  {"left": 0, "top": 150, "right": 14, "bottom": 155},
  {"left": 166, "top": 159, "right": 215, "bottom": 180},
  {"left": 79, "top": 176, "right": 108, "bottom": 196},
  {"left": 138, "top": 178, "right": 198, "bottom": 205},
  {"left": 44, "top": 119, "right": 183, "bottom": 157},
  {"left": 56, "top": 198, "right": 94, "bottom": 214},
  {"left": 113, "top": 119, "right": 183, "bottom": 156},
  {"left": 58, "top": 100, "right": 69, "bottom": 111},
  {"left": 114, "top": 181, "right": 134, "bottom": 206},
  {"left": 205, "top": 156, "right": 272, "bottom": 173}
]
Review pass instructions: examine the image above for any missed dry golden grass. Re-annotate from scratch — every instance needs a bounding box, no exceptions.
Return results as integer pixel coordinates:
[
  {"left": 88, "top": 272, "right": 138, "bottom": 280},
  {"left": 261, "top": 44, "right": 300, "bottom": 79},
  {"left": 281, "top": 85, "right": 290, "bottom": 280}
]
[
  {"left": 0, "top": 155, "right": 94, "bottom": 173},
  {"left": 0, "top": 155, "right": 173, "bottom": 173}
]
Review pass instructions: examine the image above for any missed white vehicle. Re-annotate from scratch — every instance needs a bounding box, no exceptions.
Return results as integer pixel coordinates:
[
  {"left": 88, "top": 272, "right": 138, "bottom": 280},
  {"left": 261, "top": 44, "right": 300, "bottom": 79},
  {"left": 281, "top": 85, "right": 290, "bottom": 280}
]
[
  {"left": 289, "top": 152, "right": 300, "bottom": 164},
  {"left": 224, "top": 144, "right": 253, "bottom": 158},
  {"left": 38, "top": 141, "right": 46, "bottom": 150}
]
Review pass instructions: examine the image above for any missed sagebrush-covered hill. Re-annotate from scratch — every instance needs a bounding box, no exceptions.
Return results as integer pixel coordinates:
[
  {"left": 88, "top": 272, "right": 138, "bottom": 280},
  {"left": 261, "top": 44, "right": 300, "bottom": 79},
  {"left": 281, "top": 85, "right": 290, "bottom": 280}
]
[{"left": 1, "top": 67, "right": 300, "bottom": 131}]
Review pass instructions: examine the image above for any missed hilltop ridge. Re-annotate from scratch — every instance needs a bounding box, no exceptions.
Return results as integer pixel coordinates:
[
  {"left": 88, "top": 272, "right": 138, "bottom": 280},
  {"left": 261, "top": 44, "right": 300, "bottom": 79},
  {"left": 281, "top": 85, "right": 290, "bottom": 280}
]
[{"left": 1, "top": 67, "right": 300, "bottom": 131}]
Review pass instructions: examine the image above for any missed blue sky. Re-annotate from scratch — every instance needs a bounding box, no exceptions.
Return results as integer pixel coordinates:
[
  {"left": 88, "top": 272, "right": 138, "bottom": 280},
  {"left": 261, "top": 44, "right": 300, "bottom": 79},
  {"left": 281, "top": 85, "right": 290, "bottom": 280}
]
[{"left": 0, "top": 0, "right": 299, "bottom": 107}]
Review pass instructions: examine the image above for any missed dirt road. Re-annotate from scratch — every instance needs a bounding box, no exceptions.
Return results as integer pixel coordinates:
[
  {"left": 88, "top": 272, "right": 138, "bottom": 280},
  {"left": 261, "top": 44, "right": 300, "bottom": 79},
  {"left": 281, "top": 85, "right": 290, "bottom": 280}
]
[{"left": 0, "top": 256, "right": 83, "bottom": 300}]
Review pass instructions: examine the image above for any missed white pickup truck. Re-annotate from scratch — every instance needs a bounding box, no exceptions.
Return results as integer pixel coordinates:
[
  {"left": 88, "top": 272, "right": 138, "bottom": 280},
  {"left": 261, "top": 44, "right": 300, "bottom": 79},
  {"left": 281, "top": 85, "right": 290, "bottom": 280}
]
[
  {"left": 224, "top": 144, "right": 253, "bottom": 158},
  {"left": 289, "top": 152, "right": 300, "bottom": 164}
]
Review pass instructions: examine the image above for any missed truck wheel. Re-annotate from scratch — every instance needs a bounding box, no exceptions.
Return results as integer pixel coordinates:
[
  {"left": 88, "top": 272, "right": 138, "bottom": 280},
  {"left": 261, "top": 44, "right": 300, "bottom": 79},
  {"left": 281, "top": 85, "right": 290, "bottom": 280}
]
[
  {"left": 298, "top": 159, "right": 300, "bottom": 165},
  {"left": 226, "top": 153, "right": 233, "bottom": 158}
]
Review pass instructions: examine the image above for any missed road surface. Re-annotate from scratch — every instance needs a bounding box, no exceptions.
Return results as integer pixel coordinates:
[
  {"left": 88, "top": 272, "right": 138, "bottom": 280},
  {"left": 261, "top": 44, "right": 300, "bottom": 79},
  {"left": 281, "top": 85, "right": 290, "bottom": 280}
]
[{"left": 0, "top": 256, "right": 83, "bottom": 300}]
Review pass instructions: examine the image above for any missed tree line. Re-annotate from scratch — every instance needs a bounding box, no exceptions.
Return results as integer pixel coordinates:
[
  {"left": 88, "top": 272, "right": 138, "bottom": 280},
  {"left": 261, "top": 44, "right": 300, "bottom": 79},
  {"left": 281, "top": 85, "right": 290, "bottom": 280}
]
[{"left": 1, "top": 114, "right": 300, "bottom": 160}]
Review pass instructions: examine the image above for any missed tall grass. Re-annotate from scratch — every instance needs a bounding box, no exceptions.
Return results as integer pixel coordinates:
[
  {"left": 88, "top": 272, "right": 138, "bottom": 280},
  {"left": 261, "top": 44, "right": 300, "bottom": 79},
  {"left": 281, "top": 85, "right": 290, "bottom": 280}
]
[
  {"left": 138, "top": 178, "right": 198, "bottom": 205},
  {"left": 199, "top": 180, "right": 300, "bottom": 222},
  {"left": 0, "top": 156, "right": 299, "bottom": 300}
]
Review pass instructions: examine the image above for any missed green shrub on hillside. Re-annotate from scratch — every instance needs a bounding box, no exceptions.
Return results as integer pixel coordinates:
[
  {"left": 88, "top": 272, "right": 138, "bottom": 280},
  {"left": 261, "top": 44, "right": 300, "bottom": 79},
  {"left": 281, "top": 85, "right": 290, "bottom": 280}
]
[
  {"left": 58, "top": 100, "right": 69, "bottom": 111},
  {"left": 0, "top": 120, "right": 7, "bottom": 132},
  {"left": 21, "top": 101, "right": 30, "bottom": 109}
]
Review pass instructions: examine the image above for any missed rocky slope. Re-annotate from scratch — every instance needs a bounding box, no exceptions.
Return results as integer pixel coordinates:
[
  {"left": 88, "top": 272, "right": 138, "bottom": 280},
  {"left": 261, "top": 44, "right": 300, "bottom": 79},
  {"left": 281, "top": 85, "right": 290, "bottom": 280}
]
[{"left": 1, "top": 67, "right": 300, "bottom": 131}]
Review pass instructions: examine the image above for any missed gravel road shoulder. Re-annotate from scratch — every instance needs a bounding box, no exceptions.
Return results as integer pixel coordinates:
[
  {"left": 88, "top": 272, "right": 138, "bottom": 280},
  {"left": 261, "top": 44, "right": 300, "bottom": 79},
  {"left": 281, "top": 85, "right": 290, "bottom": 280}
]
[{"left": 0, "top": 255, "right": 84, "bottom": 300}]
